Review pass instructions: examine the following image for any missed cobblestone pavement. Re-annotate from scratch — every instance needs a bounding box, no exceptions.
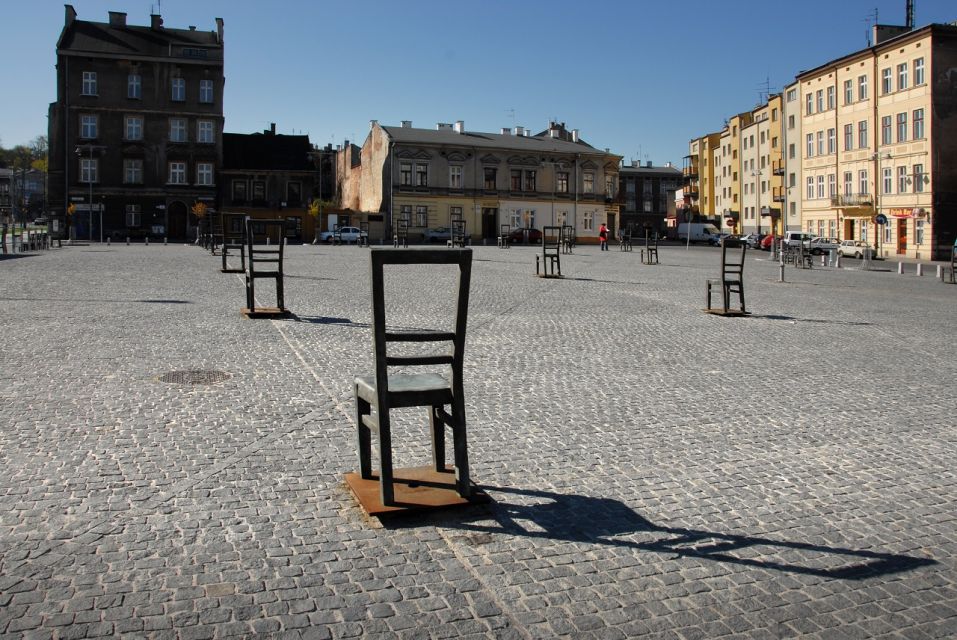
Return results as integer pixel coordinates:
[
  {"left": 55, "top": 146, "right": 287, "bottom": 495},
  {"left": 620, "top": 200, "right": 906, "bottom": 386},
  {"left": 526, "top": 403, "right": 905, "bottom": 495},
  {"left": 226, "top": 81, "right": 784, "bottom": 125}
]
[{"left": 1, "top": 241, "right": 956, "bottom": 639}]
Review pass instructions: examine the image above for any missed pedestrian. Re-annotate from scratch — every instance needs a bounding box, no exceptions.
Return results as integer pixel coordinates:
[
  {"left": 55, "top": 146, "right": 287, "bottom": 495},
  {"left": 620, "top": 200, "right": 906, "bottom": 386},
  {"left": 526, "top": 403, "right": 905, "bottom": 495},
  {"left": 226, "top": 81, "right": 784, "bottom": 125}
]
[{"left": 599, "top": 222, "right": 609, "bottom": 251}]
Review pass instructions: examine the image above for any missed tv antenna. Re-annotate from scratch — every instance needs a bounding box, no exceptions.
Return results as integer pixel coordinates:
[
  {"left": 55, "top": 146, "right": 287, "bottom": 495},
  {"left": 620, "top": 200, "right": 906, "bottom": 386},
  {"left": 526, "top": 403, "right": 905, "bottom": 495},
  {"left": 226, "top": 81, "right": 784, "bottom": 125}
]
[{"left": 864, "top": 8, "right": 879, "bottom": 46}]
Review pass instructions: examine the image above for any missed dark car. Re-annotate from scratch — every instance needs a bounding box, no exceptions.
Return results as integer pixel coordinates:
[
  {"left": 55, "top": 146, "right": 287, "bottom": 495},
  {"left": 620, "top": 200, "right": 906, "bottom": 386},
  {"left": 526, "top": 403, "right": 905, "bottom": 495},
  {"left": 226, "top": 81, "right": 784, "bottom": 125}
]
[{"left": 508, "top": 227, "right": 542, "bottom": 244}]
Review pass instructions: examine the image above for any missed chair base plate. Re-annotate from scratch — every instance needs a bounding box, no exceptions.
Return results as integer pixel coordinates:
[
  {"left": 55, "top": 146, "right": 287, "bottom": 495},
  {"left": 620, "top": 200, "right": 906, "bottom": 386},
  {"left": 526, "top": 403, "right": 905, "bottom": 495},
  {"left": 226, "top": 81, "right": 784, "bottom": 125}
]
[
  {"left": 535, "top": 274, "right": 564, "bottom": 279},
  {"left": 221, "top": 268, "right": 244, "bottom": 274},
  {"left": 345, "top": 466, "right": 489, "bottom": 517},
  {"left": 703, "top": 309, "right": 751, "bottom": 317},
  {"left": 241, "top": 307, "right": 291, "bottom": 319}
]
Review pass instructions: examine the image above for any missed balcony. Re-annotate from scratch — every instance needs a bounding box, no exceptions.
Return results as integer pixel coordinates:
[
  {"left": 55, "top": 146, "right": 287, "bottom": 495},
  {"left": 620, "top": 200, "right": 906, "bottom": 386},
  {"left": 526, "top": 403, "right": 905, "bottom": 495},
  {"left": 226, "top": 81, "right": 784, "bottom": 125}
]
[
  {"left": 772, "top": 186, "right": 786, "bottom": 202},
  {"left": 772, "top": 159, "right": 785, "bottom": 176},
  {"left": 831, "top": 194, "right": 873, "bottom": 207},
  {"left": 684, "top": 184, "right": 699, "bottom": 199},
  {"left": 682, "top": 165, "right": 699, "bottom": 179}
]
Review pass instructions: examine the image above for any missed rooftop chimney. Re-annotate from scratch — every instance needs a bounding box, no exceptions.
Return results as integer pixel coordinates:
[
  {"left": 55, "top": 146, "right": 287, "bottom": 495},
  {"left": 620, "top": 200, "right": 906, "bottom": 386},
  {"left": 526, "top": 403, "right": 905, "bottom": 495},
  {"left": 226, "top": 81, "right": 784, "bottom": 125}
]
[
  {"left": 215, "top": 17, "right": 224, "bottom": 44},
  {"left": 269, "top": 123, "right": 276, "bottom": 135},
  {"left": 571, "top": 129, "right": 580, "bottom": 143},
  {"left": 632, "top": 160, "right": 638, "bottom": 168},
  {"left": 370, "top": 119, "right": 378, "bottom": 130},
  {"left": 646, "top": 161, "right": 652, "bottom": 168},
  {"left": 108, "top": 11, "right": 126, "bottom": 27},
  {"left": 65, "top": 4, "right": 76, "bottom": 28},
  {"left": 501, "top": 128, "right": 511, "bottom": 135},
  {"left": 437, "top": 123, "right": 452, "bottom": 130},
  {"left": 454, "top": 120, "right": 465, "bottom": 134},
  {"left": 401, "top": 120, "right": 412, "bottom": 128},
  {"left": 150, "top": 14, "right": 163, "bottom": 29},
  {"left": 188, "top": 26, "right": 196, "bottom": 31},
  {"left": 514, "top": 126, "right": 524, "bottom": 136},
  {"left": 549, "top": 129, "right": 559, "bottom": 138}
]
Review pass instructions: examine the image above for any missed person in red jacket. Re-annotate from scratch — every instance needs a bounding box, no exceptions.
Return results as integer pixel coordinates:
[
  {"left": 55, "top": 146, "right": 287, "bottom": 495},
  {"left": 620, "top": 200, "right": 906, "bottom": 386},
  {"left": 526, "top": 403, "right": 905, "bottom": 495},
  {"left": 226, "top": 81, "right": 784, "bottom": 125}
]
[{"left": 598, "top": 222, "right": 609, "bottom": 251}]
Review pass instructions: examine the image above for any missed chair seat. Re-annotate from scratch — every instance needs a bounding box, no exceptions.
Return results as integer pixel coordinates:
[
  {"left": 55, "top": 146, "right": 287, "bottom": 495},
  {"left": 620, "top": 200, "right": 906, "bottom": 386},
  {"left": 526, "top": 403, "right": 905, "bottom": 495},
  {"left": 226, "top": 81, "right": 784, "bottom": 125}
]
[{"left": 355, "top": 372, "right": 452, "bottom": 408}]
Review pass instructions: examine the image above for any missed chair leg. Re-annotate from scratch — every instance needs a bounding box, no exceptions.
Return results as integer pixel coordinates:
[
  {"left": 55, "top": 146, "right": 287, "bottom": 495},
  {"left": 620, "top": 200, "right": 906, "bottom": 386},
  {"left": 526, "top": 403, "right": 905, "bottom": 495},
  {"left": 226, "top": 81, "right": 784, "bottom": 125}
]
[
  {"left": 378, "top": 411, "right": 395, "bottom": 506},
  {"left": 430, "top": 405, "right": 445, "bottom": 472},
  {"left": 356, "top": 389, "right": 372, "bottom": 479},
  {"left": 738, "top": 283, "right": 746, "bottom": 314},
  {"left": 706, "top": 282, "right": 712, "bottom": 310},
  {"left": 276, "top": 275, "right": 285, "bottom": 311},
  {"left": 450, "top": 398, "right": 470, "bottom": 497},
  {"left": 245, "top": 274, "right": 254, "bottom": 310},
  {"left": 723, "top": 284, "right": 730, "bottom": 313}
]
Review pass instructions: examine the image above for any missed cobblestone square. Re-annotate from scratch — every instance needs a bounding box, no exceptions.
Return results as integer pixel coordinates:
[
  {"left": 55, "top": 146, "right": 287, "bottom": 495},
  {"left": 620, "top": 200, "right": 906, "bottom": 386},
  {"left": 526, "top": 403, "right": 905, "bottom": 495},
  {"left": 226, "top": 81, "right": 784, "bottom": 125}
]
[{"left": 1, "top": 242, "right": 955, "bottom": 639}]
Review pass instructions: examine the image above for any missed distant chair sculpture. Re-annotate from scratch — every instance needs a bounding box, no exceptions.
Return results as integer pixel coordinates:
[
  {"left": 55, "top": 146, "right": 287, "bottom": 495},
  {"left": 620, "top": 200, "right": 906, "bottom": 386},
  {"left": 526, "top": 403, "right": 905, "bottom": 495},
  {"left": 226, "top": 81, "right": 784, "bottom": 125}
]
[
  {"left": 448, "top": 219, "right": 467, "bottom": 248},
  {"left": 332, "top": 223, "right": 343, "bottom": 246},
  {"left": 706, "top": 239, "right": 748, "bottom": 316},
  {"left": 619, "top": 226, "right": 633, "bottom": 252},
  {"left": 641, "top": 231, "right": 659, "bottom": 265},
  {"left": 241, "top": 217, "right": 289, "bottom": 318},
  {"left": 220, "top": 212, "right": 246, "bottom": 273},
  {"left": 349, "top": 248, "right": 485, "bottom": 512},
  {"left": 208, "top": 214, "right": 224, "bottom": 255},
  {"left": 358, "top": 221, "right": 370, "bottom": 247},
  {"left": 497, "top": 224, "right": 511, "bottom": 249},
  {"left": 536, "top": 226, "right": 563, "bottom": 277},
  {"left": 561, "top": 224, "right": 576, "bottom": 254},
  {"left": 393, "top": 220, "right": 409, "bottom": 248}
]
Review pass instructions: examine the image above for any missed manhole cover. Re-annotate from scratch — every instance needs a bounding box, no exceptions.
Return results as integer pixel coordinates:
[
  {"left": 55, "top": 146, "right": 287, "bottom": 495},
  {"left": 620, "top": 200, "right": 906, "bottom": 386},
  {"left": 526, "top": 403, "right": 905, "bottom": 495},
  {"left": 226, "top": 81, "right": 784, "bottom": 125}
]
[{"left": 157, "top": 370, "right": 231, "bottom": 385}]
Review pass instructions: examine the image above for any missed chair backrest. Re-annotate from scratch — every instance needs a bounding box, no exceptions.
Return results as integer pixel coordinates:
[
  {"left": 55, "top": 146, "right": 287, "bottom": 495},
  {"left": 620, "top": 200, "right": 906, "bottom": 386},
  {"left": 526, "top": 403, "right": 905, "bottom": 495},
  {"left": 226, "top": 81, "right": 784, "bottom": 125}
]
[
  {"left": 543, "top": 226, "right": 562, "bottom": 251},
  {"left": 562, "top": 224, "right": 575, "bottom": 242},
  {"left": 369, "top": 249, "right": 472, "bottom": 395},
  {"left": 245, "top": 218, "right": 286, "bottom": 262},
  {"left": 451, "top": 219, "right": 466, "bottom": 241},
  {"left": 360, "top": 221, "right": 370, "bottom": 234},
  {"left": 222, "top": 213, "right": 245, "bottom": 241},
  {"left": 500, "top": 224, "right": 510, "bottom": 236},
  {"left": 720, "top": 240, "right": 746, "bottom": 277},
  {"left": 396, "top": 220, "right": 409, "bottom": 237}
]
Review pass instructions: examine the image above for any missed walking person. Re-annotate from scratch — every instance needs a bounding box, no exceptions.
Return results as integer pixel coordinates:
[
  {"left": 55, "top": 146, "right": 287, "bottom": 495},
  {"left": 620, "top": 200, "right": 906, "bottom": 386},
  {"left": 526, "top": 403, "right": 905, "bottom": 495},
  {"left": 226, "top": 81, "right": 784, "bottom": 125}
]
[{"left": 599, "top": 222, "right": 609, "bottom": 251}]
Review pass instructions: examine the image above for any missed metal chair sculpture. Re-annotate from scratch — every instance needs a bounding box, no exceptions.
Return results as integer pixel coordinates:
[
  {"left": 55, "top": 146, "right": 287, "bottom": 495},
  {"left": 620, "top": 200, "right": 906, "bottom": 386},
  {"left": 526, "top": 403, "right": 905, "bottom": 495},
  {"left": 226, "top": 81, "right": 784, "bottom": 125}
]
[
  {"left": 241, "top": 217, "right": 289, "bottom": 318},
  {"left": 448, "top": 219, "right": 467, "bottom": 248},
  {"left": 497, "top": 224, "right": 511, "bottom": 249},
  {"left": 706, "top": 240, "right": 748, "bottom": 316},
  {"left": 619, "top": 226, "right": 633, "bottom": 252},
  {"left": 1, "top": 224, "right": 7, "bottom": 256},
  {"left": 536, "top": 226, "right": 563, "bottom": 278},
  {"left": 358, "top": 221, "right": 370, "bottom": 247},
  {"left": 642, "top": 231, "right": 659, "bottom": 265},
  {"left": 351, "top": 248, "right": 478, "bottom": 511},
  {"left": 393, "top": 220, "right": 409, "bottom": 248},
  {"left": 208, "top": 215, "right": 224, "bottom": 255},
  {"left": 561, "top": 224, "right": 576, "bottom": 254},
  {"left": 331, "top": 224, "right": 343, "bottom": 246},
  {"left": 220, "top": 212, "right": 246, "bottom": 273}
]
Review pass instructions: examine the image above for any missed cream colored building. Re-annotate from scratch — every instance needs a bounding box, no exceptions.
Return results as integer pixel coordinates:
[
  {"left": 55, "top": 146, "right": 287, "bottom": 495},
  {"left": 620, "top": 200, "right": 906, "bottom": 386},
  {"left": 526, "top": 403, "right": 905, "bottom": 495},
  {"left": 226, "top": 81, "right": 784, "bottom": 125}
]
[
  {"left": 337, "top": 120, "right": 621, "bottom": 243},
  {"left": 681, "top": 132, "right": 720, "bottom": 222},
  {"left": 798, "top": 23, "right": 957, "bottom": 259},
  {"left": 780, "top": 81, "right": 803, "bottom": 232}
]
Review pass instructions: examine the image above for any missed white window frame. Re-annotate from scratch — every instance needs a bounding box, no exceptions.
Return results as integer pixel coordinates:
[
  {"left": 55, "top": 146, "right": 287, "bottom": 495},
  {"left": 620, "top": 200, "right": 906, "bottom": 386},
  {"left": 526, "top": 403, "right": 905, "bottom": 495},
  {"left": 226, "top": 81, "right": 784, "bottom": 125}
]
[
  {"left": 80, "top": 114, "right": 97, "bottom": 139},
  {"left": 826, "top": 86, "right": 835, "bottom": 110},
  {"left": 827, "top": 128, "right": 836, "bottom": 154},
  {"left": 171, "top": 77, "right": 186, "bottom": 102},
  {"left": 914, "top": 57, "right": 925, "bottom": 85},
  {"left": 898, "top": 166, "right": 908, "bottom": 193},
  {"left": 844, "top": 123, "right": 854, "bottom": 151},
  {"left": 806, "top": 177, "right": 814, "bottom": 200},
  {"left": 882, "top": 167, "right": 893, "bottom": 195},
  {"left": 859, "top": 170, "right": 868, "bottom": 196},
  {"left": 828, "top": 173, "right": 836, "bottom": 198},
  {"left": 915, "top": 220, "right": 925, "bottom": 245},
  {"left": 816, "top": 175, "right": 825, "bottom": 199},
  {"left": 123, "top": 158, "right": 143, "bottom": 184},
  {"left": 556, "top": 171, "right": 569, "bottom": 193},
  {"left": 199, "top": 79, "right": 214, "bottom": 104},
  {"left": 168, "top": 161, "right": 187, "bottom": 185},
  {"left": 82, "top": 71, "right": 97, "bottom": 96},
  {"left": 881, "top": 68, "right": 892, "bottom": 94},
  {"left": 881, "top": 116, "right": 892, "bottom": 145},
  {"left": 858, "top": 120, "right": 868, "bottom": 149},
  {"left": 197, "top": 120, "right": 214, "bottom": 144},
  {"left": 170, "top": 118, "right": 188, "bottom": 143},
  {"left": 196, "top": 162, "right": 214, "bottom": 186},
  {"left": 806, "top": 133, "right": 814, "bottom": 157},
  {"left": 582, "top": 211, "right": 593, "bottom": 231},
  {"left": 844, "top": 79, "right": 853, "bottom": 104},
  {"left": 913, "top": 108, "right": 924, "bottom": 140},
  {"left": 897, "top": 63, "right": 908, "bottom": 91},
  {"left": 913, "top": 164, "right": 924, "bottom": 193},
  {"left": 816, "top": 89, "right": 824, "bottom": 112},
  {"left": 858, "top": 75, "right": 868, "bottom": 101},
  {"left": 897, "top": 112, "right": 907, "bottom": 143},
  {"left": 125, "top": 204, "right": 141, "bottom": 227},
  {"left": 128, "top": 74, "right": 141, "bottom": 99},
  {"left": 449, "top": 166, "right": 463, "bottom": 189},
  {"left": 125, "top": 116, "right": 143, "bottom": 141},
  {"left": 583, "top": 171, "right": 594, "bottom": 194},
  {"left": 80, "top": 157, "right": 98, "bottom": 183}
]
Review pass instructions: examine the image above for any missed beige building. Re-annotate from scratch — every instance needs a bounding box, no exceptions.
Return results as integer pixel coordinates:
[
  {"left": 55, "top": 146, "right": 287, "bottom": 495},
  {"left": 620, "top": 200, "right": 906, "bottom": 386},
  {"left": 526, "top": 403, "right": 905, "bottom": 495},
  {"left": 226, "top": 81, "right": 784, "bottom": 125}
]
[
  {"left": 780, "top": 81, "right": 803, "bottom": 232},
  {"left": 337, "top": 121, "right": 622, "bottom": 243},
  {"left": 681, "top": 132, "right": 720, "bottom": 222},
  {"left": 799, "top": 23, "right": 957, "bottom": 259}
]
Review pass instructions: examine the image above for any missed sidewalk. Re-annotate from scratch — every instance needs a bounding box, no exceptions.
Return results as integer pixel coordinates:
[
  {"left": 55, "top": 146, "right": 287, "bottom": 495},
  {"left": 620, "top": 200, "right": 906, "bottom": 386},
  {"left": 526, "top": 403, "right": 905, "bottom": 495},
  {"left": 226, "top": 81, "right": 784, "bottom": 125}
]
[{"left": 1, "top": 243, "right": 955, "bottom": 639}]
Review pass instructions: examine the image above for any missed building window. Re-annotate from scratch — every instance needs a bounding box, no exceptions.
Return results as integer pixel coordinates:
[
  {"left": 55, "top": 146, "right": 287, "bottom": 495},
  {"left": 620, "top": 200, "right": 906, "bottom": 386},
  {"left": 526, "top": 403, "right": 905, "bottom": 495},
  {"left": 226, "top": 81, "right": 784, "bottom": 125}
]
[
  {"left": 816, "top": 131, "right": 824, "bottom": 156},
  {"left": 844, "top": 171, "right": 853, "bottom": 195},
  {"left": 788, "top": 114, "right": 795, "bottom": 130},
  {"left": 881, "top": 116, "right": 892, "bottom": 145},
  {"left": 806, "top": 177, "right": 814, "bottom": 200},
  {"left": 884, "top": 222, "right": 894, "bottom": 244},
  {"left": 827, "top": 128, "right": 836, "bottom": 154},
  {"left": 806, "top": 133, "right": 814, "bottom": 157},
  {"left": 913, "top": 164, "right": 924, "bottom": 193},
  {"left": 583, "top": 211, "right": 593, "bottom": 231},
  {"left": 168, "top": 161, "right": 187, "bottom": 184},
  {"left": 125, "top": 116, "right": 143, "bottom": 141},
  {"left": 914, "top": 57, "right": 925, "bottom": 85},
  {"left": 449, "top": 166, "right": 463, "bottom": 189},
  {"left": 125, "top": 204, "right": 141, "bottom": 227},
  {"left": 128, "top": 74, "right": 141, "bottom": 99},
  {"left": 81, "top": 71, "right": 97, "bottom": 96},
  {"left": 788, "top": 143, "right": 795, "bottom": 160},
  {"left": 415, "top": 205, "right": 428, "bottom": 227},
  {"left": 170, "top": 118, "right": 187, "bottom": 143},
  {"left": 196, "top": 162, "right": 213, "bottom": 186},
  {"left": 171, "top": 77, "right": 186, "bottom": 101},
  {"left": 816, "top": 89, "right": 824, "bottom": 112},
  {"left": 524, "top": 170, "right": 536, "bottom": 192},
  {"left": 80, "top": 157, "right": 98, "bottom": 183},
  {"left": 816, "top": 175, "right": 825, "bottom": 199},
  {"left": 483, "top": 167, "right": 496, "bottom": 190},
  {"left": 197, "top": 120, "right": 214, "bottom": 144},
  {"left": 398, "top": 205, "right": 411, "bottom": 225},
  {"left": 844, "top": 79, "right": 853, "bottom": 104},
  {"left": 286, "top": 181, "right": 301, "bottom": 205},
  {"left": 415, "top": 164, "right": 428, "bottom": 187},
  {"left": 805, "top": 93, "right": 813, "bottom": 115},
  {"left": 449, "top": 206, "right": 462, "bottom": 223},
  {"left": 252, "top": 181, "right": 265, "bottom": 202},
  {"left": 787, "top": 88, "right": 797, "bottom": 102},
  {"left": 605, "top": 175, "right": 615, "bottom": 198},
  {"left": 828, "top": 173, "right": 836, "bottom": 198},
  {"left": 199, "top": 79, "right": 214, "bottom": 104},
  {"left": 510, "top": 169, "right": 522, "bottom": 191},
  {"left": 232, "top": 180, "right": 247, "bottom": 202},
  {"left": 80, "top": 114, "right": 97, "bottom": 139},
  {"left": 897, "top": 63, "right": 908, "bottom": 91},
  {"left": 826, "top": 86, "right": 835, "bottom": 110},
  {"left": 861, "top": 221, "right": 869, "bottom": 243},
  {"left": 897, "top": 166, "right": 907, "bottom": 193},
  {"left": 859, "top": 170, "right": 868, "bottom": 195},
  {"left": 556, "top": 171, "right": 568, "bottom": 193},
  {"left": 882, "top": 167, "right": 892, "bottom": 194},
  {"left": 913, "top": 108, "right": 924, "bottom": 140},
  {"left": 915, "top": 220, "right": 924, "bottom": 245},
  {"left": 844, "top": 124, "right": 854, "bottom": 151},
  {"left": 858, "top": 120, "right": 868, "bottom": 149},
  {"left": 881, "top": 68, "right": 892, "bottom": 94},
  {"left": 123, "top": 158, "right": 143, "bottom": 184},
  {"left": 897, "top": 112, "right": 907, "bottom": 143},
  {"left": 400, "top": 163, "right": 412, "bottom": 186},
  {"left": 858, "top": 75, "right": 868, "bottom": 100}
]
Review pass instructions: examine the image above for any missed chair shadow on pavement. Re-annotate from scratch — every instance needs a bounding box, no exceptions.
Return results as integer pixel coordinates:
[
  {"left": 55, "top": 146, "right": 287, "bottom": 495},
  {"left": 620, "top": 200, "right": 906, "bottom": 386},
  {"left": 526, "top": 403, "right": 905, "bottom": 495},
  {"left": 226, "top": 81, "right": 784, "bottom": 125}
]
[
  {"left": 393, "top": 486, "right": 934, "bottom": 580},
  {"left": 291, "top": 315, "right": 370, "bottom": 328},
  {"left": 752, "top": 314, "right": 873, "bottom": 327}
]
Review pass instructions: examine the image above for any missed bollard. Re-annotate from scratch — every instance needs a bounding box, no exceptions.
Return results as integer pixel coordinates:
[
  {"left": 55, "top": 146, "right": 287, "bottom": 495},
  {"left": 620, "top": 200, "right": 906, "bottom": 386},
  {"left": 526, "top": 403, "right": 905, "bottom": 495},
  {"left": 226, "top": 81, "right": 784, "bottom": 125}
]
[
  {"left": 938, "top": 265, "right": 943, "bottom": 280},
  {"left": 107, "top": 237, "right": 111, "bottom": 246},
  {"left": 821, "top": 254, "right": 826, "bottom": 267},
  {"left": 164, "top": 237, "right": 168, "bottom": 246},
  {"left": 916, "top": 263, "right": 922, "bottom": 276},
  {"left": 898, "top": 262, "right": 904, "bottom": 274},
  {"left": 126, "top": 237, "right": 130, "bottom": 246},
  {"left": 145, "top": 237, "right": 150, "bottom": 246},
  {"left": 266, "top": 237, "right": 271, "bottom": 245},
  {"left": 836, "top": 255, "right": 841, "bottom": 268}
]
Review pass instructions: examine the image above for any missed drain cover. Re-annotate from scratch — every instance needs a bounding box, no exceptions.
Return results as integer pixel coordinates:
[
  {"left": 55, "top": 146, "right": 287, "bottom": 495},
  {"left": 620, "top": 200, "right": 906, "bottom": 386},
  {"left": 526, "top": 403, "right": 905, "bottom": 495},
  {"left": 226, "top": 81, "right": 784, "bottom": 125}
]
[{"left": 157, "top": 370, "right": 231, "bottom": 385}]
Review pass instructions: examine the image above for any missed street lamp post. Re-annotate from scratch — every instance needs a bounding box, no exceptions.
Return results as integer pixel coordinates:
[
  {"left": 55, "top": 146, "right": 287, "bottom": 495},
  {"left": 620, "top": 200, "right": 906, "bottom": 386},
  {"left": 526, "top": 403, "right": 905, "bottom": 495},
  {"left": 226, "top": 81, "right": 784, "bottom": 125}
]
[{"left": 76, "top": 144, "right": 105, "bottom": 242}]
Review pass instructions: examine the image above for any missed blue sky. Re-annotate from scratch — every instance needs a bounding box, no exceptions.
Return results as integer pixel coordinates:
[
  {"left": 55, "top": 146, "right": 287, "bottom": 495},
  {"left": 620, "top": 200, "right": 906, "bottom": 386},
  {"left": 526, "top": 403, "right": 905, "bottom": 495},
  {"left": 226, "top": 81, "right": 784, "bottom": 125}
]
[{"left": 2, "top": 0, "right": 955, "bottom": 167}]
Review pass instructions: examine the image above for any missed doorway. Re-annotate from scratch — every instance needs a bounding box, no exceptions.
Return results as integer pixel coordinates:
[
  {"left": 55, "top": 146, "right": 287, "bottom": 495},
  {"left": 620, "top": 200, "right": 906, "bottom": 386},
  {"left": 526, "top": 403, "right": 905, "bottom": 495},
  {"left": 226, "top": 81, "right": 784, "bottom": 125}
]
[
  {"left": 482, "top": 208, "right": 497, "bottom": 241},
  {"left": 167, "top": 202, "right": 187, "bottom": 241},
  {"left": 897, "top": 220, "right": 907, "bottom": 254}
]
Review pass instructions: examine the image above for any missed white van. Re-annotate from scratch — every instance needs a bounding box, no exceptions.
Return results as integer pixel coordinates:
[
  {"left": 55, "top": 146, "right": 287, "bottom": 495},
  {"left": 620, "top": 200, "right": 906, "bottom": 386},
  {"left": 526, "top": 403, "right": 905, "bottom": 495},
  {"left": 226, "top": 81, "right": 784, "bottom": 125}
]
[
  {"left": 677, "top": 223, "right": 721, "bottom": 243},
  {"left": 784, "top": 231, "right": 815, "bottom": 248}
]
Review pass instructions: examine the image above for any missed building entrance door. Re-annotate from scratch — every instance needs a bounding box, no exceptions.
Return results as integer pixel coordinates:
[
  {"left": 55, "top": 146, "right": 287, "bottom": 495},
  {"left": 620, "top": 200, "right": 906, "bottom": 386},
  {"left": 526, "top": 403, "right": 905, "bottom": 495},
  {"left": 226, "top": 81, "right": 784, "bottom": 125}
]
[
  {"left": 897, "top": 220, "right": 907, "bottom": 254},
  {"left": 167, "top": 202, "right": 187, "bottom": 241},
  {"left": 482, "top": 208, "right": 497, "bottom": 241}
]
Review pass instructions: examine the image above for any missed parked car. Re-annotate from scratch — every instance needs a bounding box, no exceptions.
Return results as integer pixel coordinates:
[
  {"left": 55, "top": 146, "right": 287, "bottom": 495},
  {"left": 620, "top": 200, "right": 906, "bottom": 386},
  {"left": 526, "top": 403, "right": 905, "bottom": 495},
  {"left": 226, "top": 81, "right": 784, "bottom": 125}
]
[
  {"left": 33, "top": 217, "right": 49, "bottom": 226},
  {"left": 508, "top": 227, "right": 543, "bottom": 244},
  {"left": 738, "top": 233, "right": 764, "bottom": 248},
  {"left": 708, "top": 233, "right": 736, "bottom": 246},
  {"left": 319, "top": 226, "right": 367, "bottom": 244},
  {"left": 422, "top": 227, "right": 452, "bottom": 242},
  {"left": 760, "top": 235, "right": 781, "bottom": 251},
  {"left": 784, "top": 231, "right": 815, "bottom": 248},
  {"left": 808, "top": 237, "right": 840, "bottom": 255},
  {"left": 837, "top": 240, "right": 876, "bottom": 259}
]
